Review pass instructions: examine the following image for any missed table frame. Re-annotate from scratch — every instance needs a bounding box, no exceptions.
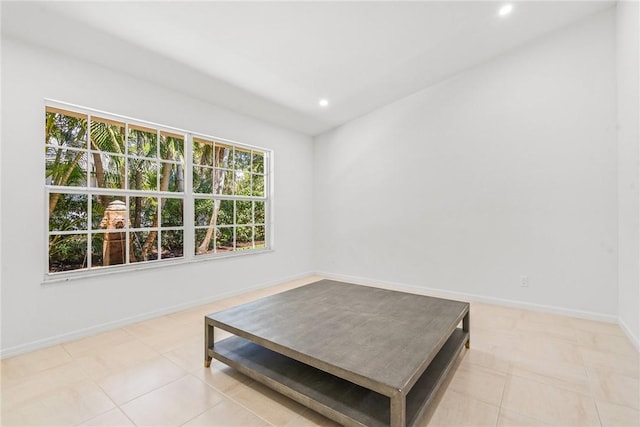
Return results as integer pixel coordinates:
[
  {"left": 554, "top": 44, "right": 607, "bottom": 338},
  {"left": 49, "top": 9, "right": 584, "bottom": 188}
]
[{"left": 204, "top": 280, "right": 469, "bottom": 427}]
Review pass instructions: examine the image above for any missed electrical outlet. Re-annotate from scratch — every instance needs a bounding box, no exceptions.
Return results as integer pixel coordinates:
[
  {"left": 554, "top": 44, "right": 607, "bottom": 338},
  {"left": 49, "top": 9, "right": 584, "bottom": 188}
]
[{"left": 520, "top": 276, "right": 529, "bottom": 287}]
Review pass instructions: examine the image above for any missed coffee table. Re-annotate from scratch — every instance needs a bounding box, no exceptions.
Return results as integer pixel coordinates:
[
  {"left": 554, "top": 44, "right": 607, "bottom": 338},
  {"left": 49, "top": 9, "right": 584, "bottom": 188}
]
[{"left": 205, "top": 280, "right": 470, "bottom": 427}]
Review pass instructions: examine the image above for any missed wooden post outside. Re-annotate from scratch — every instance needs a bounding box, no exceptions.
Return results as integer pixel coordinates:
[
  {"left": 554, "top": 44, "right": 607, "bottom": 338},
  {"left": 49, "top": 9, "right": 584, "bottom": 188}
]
[{"left": 100, "top": 200, "right": 127, "bottom": 265}]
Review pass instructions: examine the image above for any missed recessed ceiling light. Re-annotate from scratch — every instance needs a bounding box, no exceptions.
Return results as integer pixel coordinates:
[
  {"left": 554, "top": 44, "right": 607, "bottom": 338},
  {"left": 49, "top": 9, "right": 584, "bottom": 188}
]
[
  {"left": 498, "top": 4, "right": 513, "bottom": 17},
  {"left": 319, "top": 99, "right": 329, "bottom": 107}
]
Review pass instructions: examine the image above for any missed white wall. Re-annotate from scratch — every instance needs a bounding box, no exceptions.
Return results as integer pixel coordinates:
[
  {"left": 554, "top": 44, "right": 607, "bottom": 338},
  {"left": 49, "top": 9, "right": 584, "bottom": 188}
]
[
  {"left": 0, "top": 38, "right": 314, "bottom": 357},
  {"left": 314, "top": 10, "right": 618, "bottom": 319},
  {"left": 2, "top": 6, "right": 634, "bottom": 358},
  {"left": 616, "top": 1, "right": 640, "bottom": 346}
]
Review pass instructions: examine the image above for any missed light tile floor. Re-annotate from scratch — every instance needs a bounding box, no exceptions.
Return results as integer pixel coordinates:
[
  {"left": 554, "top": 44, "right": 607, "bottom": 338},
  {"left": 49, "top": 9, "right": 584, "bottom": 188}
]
[{"left": 1, "top": 276, "right": 638, "bottom": 426}]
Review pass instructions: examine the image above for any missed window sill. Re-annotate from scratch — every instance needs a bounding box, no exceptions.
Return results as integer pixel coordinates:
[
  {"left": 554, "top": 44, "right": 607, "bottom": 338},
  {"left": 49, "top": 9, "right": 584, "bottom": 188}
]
[{"left": 41, "top": 248, "right": 274, "bottom": 285}]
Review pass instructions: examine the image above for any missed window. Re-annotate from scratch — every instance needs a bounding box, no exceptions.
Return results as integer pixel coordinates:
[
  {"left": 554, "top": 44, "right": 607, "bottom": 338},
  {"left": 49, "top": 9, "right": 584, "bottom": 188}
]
[
  {"left": 192, "top": 138, "right": 266, "bottom": 254},
  {"left": 45, "top": 103, "right": 270, "bottom": 277}
]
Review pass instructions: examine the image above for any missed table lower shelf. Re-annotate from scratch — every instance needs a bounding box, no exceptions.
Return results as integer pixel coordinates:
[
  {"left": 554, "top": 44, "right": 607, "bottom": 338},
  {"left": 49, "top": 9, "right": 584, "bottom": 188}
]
[{"left": 211, "top": 328, "right": 468, "bottom": 427}]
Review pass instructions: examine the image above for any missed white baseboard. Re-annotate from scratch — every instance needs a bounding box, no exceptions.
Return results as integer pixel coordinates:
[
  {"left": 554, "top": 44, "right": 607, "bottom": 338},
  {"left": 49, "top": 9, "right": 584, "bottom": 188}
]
[
  {"left": 0, "top": 271, "right": 314, "bottom": 360},
  {"left": 618, "top": 316, "right": 640, "bottom": 352},
  {"left": 315, "top": 271, "right": 620, "bottom": 324},
  {"left": 3, "top": 271, "right": 635, "bottom": 359}
]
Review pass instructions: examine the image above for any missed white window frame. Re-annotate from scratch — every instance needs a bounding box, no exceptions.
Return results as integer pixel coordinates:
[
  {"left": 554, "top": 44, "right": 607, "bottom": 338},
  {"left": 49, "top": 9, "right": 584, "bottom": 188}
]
[
  {"left": 44, "top": 100, "right": 272, "bottom": 282},
  {"left": 191, "top": 134, "right": 269, "bottom": 255}
]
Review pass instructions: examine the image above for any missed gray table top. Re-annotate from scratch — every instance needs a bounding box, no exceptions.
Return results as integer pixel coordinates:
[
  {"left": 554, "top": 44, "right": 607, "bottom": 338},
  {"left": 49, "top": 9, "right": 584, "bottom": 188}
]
[{"left": 208, "top": 279, "right": 469, "bottom": 393}]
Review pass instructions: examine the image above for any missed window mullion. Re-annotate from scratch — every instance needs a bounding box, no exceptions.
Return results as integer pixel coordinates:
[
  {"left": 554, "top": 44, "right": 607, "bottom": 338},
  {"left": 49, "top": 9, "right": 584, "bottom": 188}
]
[
  {"left": 124, "top": 123, "right": 129, "bottom": 190},
  {"left": 156, "top": 129, "right": 161, "bottom": 191},
  {"left": 86, "top": 115, "right": 92, "bottom": 269},
  {"left": 44, "top": 188, "right": 50, "bottom": 277},
  {"left": 87, "top": 195, "right": 93, "bottom": 269},
  {"left": 266, "top": 152, "right": 273, "bottom": 250},
  {"left": 184, "top": 134, "right": 195, "bottom": 262},
  {"left": 125, "top": 196, "right": 131, "bottom": 264}
]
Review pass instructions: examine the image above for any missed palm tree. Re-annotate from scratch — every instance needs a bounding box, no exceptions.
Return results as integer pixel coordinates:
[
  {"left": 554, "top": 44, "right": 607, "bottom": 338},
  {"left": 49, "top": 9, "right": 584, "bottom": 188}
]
[
  {"left": 90, "top": 118, "right": 126, "bottom": 198},
  {"left": 47, "top": 110, "right": 188, "bottom": 268},
  {"left": 46, "top": 111, "right": 87, "bottom": 216}
]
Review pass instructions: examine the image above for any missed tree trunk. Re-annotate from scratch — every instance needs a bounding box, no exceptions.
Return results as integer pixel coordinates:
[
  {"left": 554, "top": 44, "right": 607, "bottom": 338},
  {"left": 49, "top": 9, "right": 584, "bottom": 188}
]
[
  {"left": 141, "top": 160, "right": 172, "bottom": 260},
  {"left": 196, "top": 147, "right": 228, "bottom": 253},
  {"left": 133, "top": 166, "right": 143, "bottom": 228},
  {"left": 196, "top": 200, "right": 220, "bottom": 254},
  {"left": 176, "top": 163, "right": 184, "bottom": 192},
  {"left": 176, "top": 161, "right": 185, "bottom": 221},
  {"left": 91, "top": 151, "right": 107, "bottom": 207}
]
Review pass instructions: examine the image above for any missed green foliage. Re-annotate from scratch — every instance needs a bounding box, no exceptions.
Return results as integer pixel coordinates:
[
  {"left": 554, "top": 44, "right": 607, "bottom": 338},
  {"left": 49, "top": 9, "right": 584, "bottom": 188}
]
[
  {"left": 49, "top": 194, "right": 89, "bottom": 271},
  {"left": 193, "top": 167, "right": 213, "bottom": 194},
  {"left": 194, "top": 228, "right": 214, "bottom": 253},
  {"left": 131, "top": 231, "right": 158, "bottom": 262},
  {"left": 161, "top": 230, "right": 184, "bottom": 258},
  {"left": 218, "top": 200, "right": 234, "bottom": 226},
  {"left": 49, "top": 234, "right": 87, "bottom": 272},
  {"left": 256, "top": 225, "right": 265, "bottom": 242},
  {"left": 215, "top": 227, "right": 234, "bottom": 251},
  {"left": 162, "top": 198, "right": 183, "bottom": 227},
  {"left": 193, "top": 139, "right": 213, "bottom": 166},
  {"left": 99, "top": 153, "right": 125, "bottom": 189},
  {"left": 45, "top": 112, "right": 88, "bottom": 187},
  {"left": 129, "top": 197, "right": 158, "bottom": 228},
  {"left": 49, "top": 194, "right": 88, "bottom": 231},
  {"left": 234, "top": 148, "right": 251, "bottom": 171},
  {"left": 46, "top": 112, "right": 87, "bottom": 149},
  {"left": 128, "top": 128, "right": 157, "bottom": 157},
  {"left": 252, "top": 174, "right": 265, "bottom": 197},
  {"left": 89, "top": 121, "right": 126, "bottom": 189},
  {"left": 47, "top": 109, "right": 266, "bottom": 272},
  {"left": 90, "top": 234, "right": 105, "bottom": 267},
  {"left": 128, "top": 158, "right": 157, "bottom": 191},
  {"left": 161, "top": 135, "right": 184, "bottom": 161},
  {"left": 163, "top": 162, "right": 183, "bottom": 192},
  {"left": 194, "top": 198, "right": 214, "bottom": 226},
  {"left": 235, "top": 171, "right": 252, "bottom": 196},
  {"left": 252, "top": 152, "right": 264, "bottom": 173},
  {"left": 236, "top": 201, "right": 252, "bottom": 225},
  {"left": 236, "top": 226, "right": 253, "bottom": 248},
  {"left": 91, "top": 120, "right": 125, "bottom": 154},
  {"left": 255, "top": 201, "right": 265, "bottom": 224}
]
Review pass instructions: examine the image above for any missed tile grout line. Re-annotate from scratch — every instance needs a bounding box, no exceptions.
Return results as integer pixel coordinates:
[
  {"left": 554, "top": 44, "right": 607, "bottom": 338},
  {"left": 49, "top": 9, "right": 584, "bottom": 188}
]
[
  {"left": 499, "top": 366, "right": 588, "bottom": 426},
  {"left": 574, "top": 338, "right": 604, "bottom": 427},
  {"left": 190, "top": 373, "right": 277, "bottom": 427},
  {"left": 217, "top": 392, "right": 280, "bottom": 427},
  {"left": 72, "top": 328, "right": 152, "bottom": 426},
  {"left": 494, "top": 358, "right": 511, "bottom": 427},
  {"left": 582, "top": 358, "right": 606, "bottom": 427},
  {"left": 581, "top": 355, "right": 606, "bottom": 427}
]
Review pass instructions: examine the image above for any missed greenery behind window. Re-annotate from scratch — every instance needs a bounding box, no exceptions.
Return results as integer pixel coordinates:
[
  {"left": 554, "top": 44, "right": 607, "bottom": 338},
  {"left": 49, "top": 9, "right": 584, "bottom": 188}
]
[{"left": 45, "top": 105, "right": 269, "bottom": 275}]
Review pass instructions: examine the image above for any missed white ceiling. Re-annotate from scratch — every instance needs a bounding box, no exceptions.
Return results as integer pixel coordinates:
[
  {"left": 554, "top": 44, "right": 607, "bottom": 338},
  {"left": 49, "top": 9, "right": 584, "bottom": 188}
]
[{"left": 2, "top": 1, "right": 615, "bottom": 135}]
